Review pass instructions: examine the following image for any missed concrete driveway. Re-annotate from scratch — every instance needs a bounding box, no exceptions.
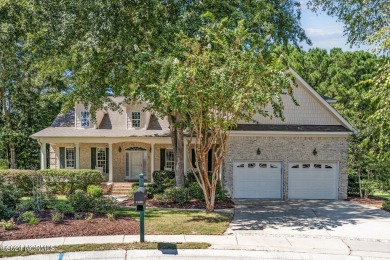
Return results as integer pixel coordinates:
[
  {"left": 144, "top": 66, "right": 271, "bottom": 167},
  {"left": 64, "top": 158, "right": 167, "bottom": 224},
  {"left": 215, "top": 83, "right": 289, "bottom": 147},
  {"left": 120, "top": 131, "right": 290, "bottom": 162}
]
[{"left": 227, "top": 200, "right": 390, "bottom": 241}]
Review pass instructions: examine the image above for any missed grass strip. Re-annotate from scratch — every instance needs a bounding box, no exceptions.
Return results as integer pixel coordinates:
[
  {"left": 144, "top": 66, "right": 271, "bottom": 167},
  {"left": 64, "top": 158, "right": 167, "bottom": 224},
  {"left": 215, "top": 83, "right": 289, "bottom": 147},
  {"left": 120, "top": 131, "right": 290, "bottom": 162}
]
[
  {"left": 116, "top": 208, "right": 233, "bottom": 235},
  {"left": 0, "top": 242, "right": 210, "bottom": 258}
]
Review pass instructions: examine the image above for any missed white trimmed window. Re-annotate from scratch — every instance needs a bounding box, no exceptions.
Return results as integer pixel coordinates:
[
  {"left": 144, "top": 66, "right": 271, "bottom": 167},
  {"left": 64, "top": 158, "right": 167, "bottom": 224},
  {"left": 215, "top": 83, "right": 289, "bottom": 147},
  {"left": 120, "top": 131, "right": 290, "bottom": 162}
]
[
  {"left": 65, "top": 148, "right": 75, "bottom": 168},
  {"left": 132, "top": 112, "right": 141, "bottom": 128},
  {"left": 80, "top": 111, "right": 90, "bottom": 127},
  {"left": 165, "top": 149, "right": 174, "bottom": 170},
  {"left": 96, "top": 148, "right": 106, "bottom": 173}
]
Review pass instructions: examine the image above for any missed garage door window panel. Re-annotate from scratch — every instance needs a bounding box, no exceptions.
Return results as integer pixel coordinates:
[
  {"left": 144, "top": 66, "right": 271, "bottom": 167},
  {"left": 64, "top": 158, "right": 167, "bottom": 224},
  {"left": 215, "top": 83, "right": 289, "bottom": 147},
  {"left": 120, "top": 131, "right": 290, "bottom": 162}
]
[{"left": 248, "top": 163, "right": 256, "bottom": 168}]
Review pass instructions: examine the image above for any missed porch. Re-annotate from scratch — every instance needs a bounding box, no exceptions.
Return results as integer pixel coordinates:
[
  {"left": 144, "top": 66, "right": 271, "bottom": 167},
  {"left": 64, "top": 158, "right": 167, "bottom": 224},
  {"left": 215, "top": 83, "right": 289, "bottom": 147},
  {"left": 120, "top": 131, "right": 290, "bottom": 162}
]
[{"left": 39, "top": 138, "right": 197, "bottom": 183}]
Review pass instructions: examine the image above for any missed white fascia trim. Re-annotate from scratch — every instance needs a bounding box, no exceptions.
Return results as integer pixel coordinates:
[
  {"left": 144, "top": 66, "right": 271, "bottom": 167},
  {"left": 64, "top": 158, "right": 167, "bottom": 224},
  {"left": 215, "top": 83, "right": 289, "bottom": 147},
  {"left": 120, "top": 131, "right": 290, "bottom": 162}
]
[
  {"left": 289, "top": 68, "right": 357, "bottom": 134},
  {"left": 230, "top": 131, "right": 352, "bottom": 137}
]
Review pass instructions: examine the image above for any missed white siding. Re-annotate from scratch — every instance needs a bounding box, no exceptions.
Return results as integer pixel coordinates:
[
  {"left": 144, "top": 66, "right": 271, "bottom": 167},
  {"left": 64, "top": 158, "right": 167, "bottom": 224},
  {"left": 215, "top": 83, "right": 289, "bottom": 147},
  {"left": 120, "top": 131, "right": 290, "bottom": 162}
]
[
  {"left": 239, "top": 82, "right": 340, "bottom": 125},
  {"left": 126, "top": 102, "right": 147, "bottom": 129}
]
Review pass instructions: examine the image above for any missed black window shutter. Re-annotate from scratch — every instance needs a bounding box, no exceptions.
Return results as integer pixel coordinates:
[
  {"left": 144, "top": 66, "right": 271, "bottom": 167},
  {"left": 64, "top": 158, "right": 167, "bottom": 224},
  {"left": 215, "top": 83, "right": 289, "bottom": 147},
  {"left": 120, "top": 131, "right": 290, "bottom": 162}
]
[
  {"left": 91, "top": 148, "right": 96, "bottom": 169},
  {"left": 105, "top": 147, "right": 109, "bottom": 174},
  {"left": 59, "top": 147, "right": 65, "bottom": 169},
  {"left": 73, "top": 147, "right": 76, "bottom": 168},
  {"left": 191, "top": 149, "right": 196, "bottom": 168},
  {"left": 208, "top": 149, "right": 213, "bottom": 172},
  {"left": 160, "top": 148, "right": 165, "bottom": 170}
]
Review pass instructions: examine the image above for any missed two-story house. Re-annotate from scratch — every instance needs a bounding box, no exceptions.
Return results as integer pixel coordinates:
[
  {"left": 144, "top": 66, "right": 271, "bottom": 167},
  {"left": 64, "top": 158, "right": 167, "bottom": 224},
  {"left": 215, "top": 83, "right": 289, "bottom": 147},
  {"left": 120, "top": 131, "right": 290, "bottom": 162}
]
[{"left": 31, "top": 70, "right": 355, "bottom": 200}]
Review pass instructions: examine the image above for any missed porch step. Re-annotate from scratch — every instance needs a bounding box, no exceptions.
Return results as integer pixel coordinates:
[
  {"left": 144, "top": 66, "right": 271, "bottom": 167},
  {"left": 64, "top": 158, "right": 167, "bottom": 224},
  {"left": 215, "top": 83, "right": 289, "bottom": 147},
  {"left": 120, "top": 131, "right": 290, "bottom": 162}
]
[{"left": 110, "top": 182, "right": 136, "bottom": 195}]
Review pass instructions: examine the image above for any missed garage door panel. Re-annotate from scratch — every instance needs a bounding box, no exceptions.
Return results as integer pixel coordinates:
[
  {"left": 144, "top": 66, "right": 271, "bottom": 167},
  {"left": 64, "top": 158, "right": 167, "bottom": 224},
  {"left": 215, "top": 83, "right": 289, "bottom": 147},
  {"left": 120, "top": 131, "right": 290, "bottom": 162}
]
[
  {"left": 233, "top": 161, "right": 282, "bottom": 199},
  {"left": 288, "top": 162, "right": 338, "bottom": 200}
]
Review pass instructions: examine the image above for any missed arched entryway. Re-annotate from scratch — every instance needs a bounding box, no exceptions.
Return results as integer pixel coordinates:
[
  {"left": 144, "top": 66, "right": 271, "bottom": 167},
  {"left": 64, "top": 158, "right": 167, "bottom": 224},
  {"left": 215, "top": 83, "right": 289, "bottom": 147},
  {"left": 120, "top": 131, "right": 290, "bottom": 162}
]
[{"left": 125, "top": 147, "right": 147, "bottom": 180}]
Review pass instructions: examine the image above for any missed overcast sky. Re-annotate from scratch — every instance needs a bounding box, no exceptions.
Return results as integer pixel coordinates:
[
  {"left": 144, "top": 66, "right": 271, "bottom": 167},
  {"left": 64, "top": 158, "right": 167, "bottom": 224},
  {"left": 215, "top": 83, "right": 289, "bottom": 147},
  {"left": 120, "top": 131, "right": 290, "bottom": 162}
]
[{"left": 299, "top": 1, "right": 374, "bottom": 52}]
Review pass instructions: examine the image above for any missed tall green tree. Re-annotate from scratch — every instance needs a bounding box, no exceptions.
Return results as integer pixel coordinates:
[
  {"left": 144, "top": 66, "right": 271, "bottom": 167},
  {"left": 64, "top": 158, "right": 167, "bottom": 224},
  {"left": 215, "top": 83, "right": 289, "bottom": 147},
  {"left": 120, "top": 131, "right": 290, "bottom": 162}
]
[
  {"left": 0, "top": 1, "right": 65, "bottom": 169},
  {"left": 150, "top": 18, "right": 295, "bottom": 211},
  {"left": 38, "top": 0, "right": 310, "bottom": 188},
  {"left": 307, "top": 0, "right": 390, "bottom": 192}
]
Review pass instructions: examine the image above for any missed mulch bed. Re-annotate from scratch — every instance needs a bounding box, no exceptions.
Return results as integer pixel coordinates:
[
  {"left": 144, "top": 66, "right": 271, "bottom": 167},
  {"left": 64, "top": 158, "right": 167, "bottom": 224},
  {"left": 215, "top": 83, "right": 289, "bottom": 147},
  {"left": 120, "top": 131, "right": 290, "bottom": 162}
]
[
  {"left": 348, "top": 196, "right": 387, "bottom": 209},
  {"left": 120, "top": 198, "right": 235, "bottom": 210},
  {"left": 0, "top": 214, "right": 138, "bottom": 241},
  {"left": 0, "top": 200, "right": 234, "bottom": 241}
]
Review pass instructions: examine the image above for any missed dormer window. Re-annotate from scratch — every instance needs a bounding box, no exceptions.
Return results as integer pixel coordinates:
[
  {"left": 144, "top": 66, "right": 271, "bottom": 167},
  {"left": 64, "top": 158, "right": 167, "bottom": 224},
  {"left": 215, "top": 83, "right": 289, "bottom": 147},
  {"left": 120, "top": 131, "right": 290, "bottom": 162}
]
[
  {"left": 132, "top": 112, "right": 141, "bottom": 128},
  {"left": 80, "top": 111, "right": 90, "bottom": 127}
]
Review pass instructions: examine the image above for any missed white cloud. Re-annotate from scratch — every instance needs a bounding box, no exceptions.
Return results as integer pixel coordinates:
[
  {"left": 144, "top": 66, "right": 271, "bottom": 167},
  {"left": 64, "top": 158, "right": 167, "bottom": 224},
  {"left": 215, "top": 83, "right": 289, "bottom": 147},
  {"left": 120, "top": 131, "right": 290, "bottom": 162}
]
[{"left": 305, "top": 27, "right": 344, "bottom": 40}]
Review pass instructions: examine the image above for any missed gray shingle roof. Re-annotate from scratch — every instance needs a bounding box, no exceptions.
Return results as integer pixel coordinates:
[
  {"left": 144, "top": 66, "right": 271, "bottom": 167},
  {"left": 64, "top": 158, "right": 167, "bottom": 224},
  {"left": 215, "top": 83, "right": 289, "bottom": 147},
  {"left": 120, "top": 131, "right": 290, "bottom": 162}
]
[
  {"left": 31, "top": 127, "right": 171, "bottom": 138},
  {"left": 234, "top": 124, "right": 351, "bottom": 132},
  {"left": 51, "top": 109, "right": 75, "bottom": 127}
]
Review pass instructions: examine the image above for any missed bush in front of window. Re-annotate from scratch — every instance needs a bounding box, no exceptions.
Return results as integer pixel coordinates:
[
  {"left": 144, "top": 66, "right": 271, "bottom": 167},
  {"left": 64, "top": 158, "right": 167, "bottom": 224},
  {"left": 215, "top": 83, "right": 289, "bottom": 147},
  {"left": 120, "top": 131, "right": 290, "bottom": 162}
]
[
  {"left": 152, "top": 170, "right": 175, "bottom": 183},
  {"left": 38, "top": 169, "right": 104, "bottom": 195},
  {"left": 185, "top": 170, "right": 228, "bottom": 202},
  {"left": 161, "top": 187, "right": 190, "bottom": 205}
]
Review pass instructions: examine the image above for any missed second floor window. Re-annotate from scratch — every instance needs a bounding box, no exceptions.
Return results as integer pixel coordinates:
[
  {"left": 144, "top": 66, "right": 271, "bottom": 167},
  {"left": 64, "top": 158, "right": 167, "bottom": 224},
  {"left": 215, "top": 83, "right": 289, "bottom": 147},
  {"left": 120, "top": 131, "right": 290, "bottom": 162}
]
[
  {"left": 132, "top": 112, "right": 141, "bottom": 128},
  {"left": 80, "top": 111, "right": 90, "bottom": 127}
]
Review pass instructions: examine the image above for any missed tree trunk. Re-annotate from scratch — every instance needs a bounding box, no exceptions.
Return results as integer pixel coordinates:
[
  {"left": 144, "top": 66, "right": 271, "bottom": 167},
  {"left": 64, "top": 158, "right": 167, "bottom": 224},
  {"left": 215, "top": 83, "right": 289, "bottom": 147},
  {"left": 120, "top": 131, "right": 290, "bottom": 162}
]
[
  {"left": 168, "top": 112, "right": 185, "bottom": 188},
  {"left": 9, "top": 142, "right": 16, "bottom": 169},
  {"left": 358, "top": 167, "right": 363, "bottom": 198}
]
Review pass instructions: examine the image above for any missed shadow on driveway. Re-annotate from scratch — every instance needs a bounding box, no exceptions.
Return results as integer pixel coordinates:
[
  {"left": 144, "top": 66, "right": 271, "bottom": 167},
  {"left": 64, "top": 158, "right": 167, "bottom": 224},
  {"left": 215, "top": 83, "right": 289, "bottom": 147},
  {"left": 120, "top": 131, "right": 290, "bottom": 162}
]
[{"left": 229, "top": 200, "right": 390, "bottom": 233}]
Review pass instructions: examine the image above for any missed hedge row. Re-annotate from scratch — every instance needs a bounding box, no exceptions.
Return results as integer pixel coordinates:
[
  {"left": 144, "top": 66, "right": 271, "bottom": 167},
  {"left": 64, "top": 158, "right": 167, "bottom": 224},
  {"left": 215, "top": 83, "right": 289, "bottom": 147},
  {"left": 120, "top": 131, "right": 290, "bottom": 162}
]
[{"left": 0, "top": 169, "right": 104, "bottom": 195}]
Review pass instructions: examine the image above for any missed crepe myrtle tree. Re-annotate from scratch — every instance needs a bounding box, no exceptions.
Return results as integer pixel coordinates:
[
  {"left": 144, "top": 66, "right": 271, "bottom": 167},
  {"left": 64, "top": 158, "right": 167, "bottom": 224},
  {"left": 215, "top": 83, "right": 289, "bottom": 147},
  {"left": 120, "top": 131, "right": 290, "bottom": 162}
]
[{"left": 149, "top": 18, "right": 296, "bottom": 211}]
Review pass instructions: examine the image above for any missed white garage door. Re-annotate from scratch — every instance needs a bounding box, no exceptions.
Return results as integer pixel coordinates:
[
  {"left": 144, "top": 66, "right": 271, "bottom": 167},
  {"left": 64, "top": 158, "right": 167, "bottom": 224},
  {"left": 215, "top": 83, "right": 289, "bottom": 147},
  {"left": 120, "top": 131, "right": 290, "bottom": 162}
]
[
  {"left": 233, "top": 161, "right": 282, "bottom": 199},
  {"left": 288, "top": 162, "right": 338, "bottom": 199}
]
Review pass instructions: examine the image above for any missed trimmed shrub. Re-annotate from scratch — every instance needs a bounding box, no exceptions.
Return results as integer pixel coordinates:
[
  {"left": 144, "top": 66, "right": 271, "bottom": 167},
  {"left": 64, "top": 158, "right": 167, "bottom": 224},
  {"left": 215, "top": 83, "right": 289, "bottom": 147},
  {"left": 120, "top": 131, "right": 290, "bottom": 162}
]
[
  {"left": 41, "top": 194, "right": 57, "bottom": 210},
  {"left": 51, "top": 211, "right": 64, "bottom": 223},
  {"left": 0, "top": 183, "right": 22, "bottom": 209},
  {"left": 93, "top": 197, "right": 119, "bottom": 214},
  {"left": 87, "top": 185, "right": 104, "bottom": 198},
  {"left": 54, "top": 201, "right": 75, "bottom": 214},
  {"left": 215, "top": 186, "right": 228, "bottom": 201},
  {"left": 16, "top": 199, "right": 36, "bottom": 212},
  {"left": 19, "top": 211, "right": 39, "bottom": 225},
  {"left": 383, "top": 201, "right": 390, "bottom": 211},
  {"left": 145, "top": 183, "right": 160, "bottom": 199},
  {"left": 0, "top": 218, "right": 17, "bottom": 230},
  {"left": 67, "top": 190, "right": 93, "bottom": 212},
  {"left": 188, "top": 182, "right": 204, "bottom": 200},
  {"left": 0, "top": 201, "right": 14, "bottom": 220},
  {"left": 147, "top": 170, "right": 176, "bottom": 199},
  {"left": 128, "top": 183, "right": 140, "bottom": 199},
  {"left": 0, "top": 170, "right": 38, "bottom": 195},
  {"left": 39, "top": 169, "right": 104, "bottom": 195},
  {"left": 162, "top": 187, "right": 189, "bottom": 205},
  {"left": 0, "top": 169, "right": 104, "bottom": 196}
]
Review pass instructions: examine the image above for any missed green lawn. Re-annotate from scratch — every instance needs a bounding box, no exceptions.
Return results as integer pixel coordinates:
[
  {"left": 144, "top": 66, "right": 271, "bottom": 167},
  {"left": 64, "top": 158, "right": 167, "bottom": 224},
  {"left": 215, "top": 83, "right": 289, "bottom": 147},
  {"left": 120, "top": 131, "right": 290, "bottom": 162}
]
[
  {"left": 116, "top": 208, "right": 232, "bottom": 235},
  {"left": 373, "top": 191, "right": 390, "bottom": 200},
  {"left": 0, "top": 242, "right": 210, "bottom": 258}
]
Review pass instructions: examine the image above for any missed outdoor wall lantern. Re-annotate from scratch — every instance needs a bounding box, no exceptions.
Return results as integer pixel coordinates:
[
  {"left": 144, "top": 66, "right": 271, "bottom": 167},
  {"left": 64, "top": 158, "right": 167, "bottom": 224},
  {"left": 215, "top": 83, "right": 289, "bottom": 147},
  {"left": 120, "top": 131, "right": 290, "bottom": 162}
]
[
  {"left": 118, "top": 146, "right": 122, "bottom": 153},
  {"left": 256, "top": 148, "right": 261, "bottom": 155},
  {"left": 313, "top": 148, "right": 318, "bottom": 156}
]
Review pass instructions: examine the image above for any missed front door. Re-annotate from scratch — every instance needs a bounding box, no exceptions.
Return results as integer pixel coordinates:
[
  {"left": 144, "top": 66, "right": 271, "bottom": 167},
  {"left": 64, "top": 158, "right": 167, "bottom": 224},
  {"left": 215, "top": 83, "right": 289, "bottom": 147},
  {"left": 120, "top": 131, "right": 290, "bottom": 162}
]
[{"left": 125, "top": 151, "right": 145, "bottom": 180}]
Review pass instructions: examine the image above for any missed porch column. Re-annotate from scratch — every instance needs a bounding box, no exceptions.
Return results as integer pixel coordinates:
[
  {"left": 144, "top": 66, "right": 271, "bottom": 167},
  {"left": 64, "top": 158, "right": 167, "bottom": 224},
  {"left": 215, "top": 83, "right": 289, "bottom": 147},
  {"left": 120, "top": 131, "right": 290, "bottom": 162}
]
[
  {"left": 184, "top": 141, "right": 188, "bottom": 175},
  {"left": 75, "top": 143, "right": 80, "bottom": 169},
  {"left": 108, "top": 143, "right": 113, "bottom": 183},
  {"left": 151, "top": 143, "right": 155, "bottom": 182},
  {"left": 40, "top": 142, "right": 47, "bottom": 170}
]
